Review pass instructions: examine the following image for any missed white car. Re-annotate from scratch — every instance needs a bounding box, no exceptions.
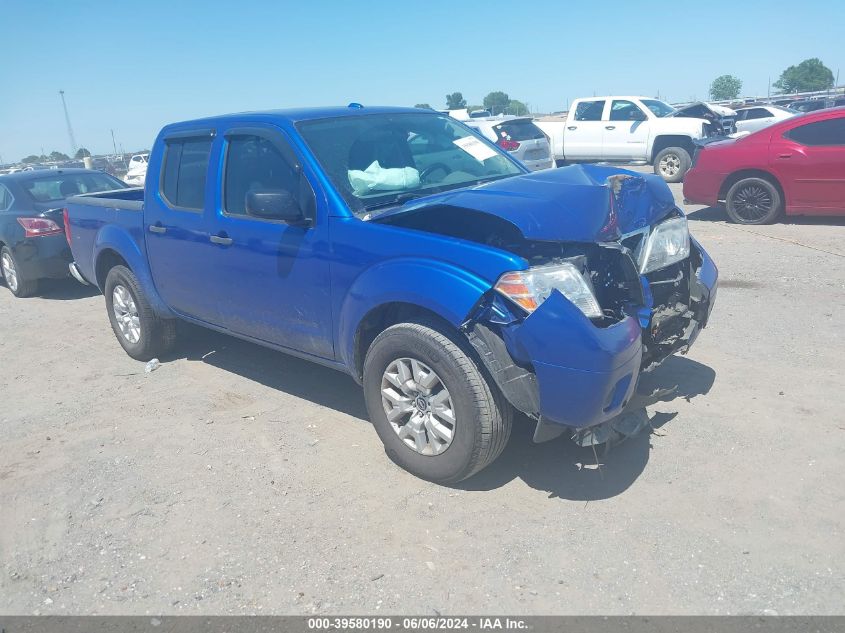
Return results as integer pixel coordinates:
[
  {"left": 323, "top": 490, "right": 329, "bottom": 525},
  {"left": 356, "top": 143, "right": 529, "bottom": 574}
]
[
  {"left": 463, "top": 116, "right": 554, "bottom": 171},
  {"left": 123, "top": 153, "right": 149, "bottom": 187},
  {"left": 534, "top": 96, "right": 720, "bottom": 182},
  {"left": 734, "top": 105, "right": 797, "bottom": 134}
]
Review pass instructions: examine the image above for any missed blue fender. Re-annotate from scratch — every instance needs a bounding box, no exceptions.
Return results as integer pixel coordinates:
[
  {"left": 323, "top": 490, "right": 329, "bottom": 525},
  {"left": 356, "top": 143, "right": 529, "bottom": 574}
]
[
  {"left": 94, "top": 224, "right": 174, "bottom": 318},
  {"left": 337, "top": 257, "right": 492, "bottom": 371}
]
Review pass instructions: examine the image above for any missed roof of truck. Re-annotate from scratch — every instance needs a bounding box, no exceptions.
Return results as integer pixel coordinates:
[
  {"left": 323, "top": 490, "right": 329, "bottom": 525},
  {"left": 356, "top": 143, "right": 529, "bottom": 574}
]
[{"left": 165, "top": 105, "right": 428, "bottom": 129}]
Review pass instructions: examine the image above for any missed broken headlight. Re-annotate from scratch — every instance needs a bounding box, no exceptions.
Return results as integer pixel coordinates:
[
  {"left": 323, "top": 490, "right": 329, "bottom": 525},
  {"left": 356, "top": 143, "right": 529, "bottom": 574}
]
[
  {"left": 639, "top": 216, "right": 690, "bottom": 274},
  {"left": 495, "top": 262, "right": 602, "bottom": 319}
]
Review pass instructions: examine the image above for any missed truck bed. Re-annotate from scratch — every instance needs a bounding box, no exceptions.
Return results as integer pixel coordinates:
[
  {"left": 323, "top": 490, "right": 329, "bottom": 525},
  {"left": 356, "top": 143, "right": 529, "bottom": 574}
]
[{"left": 65, "top": 188, "right": 146, "bottom": 288}]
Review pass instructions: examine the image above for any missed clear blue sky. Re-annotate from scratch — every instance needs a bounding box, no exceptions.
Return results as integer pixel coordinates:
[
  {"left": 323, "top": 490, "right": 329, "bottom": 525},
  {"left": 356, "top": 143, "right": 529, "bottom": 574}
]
[{"left": 1, "top": 0, "right": 842, "bottom": 162}]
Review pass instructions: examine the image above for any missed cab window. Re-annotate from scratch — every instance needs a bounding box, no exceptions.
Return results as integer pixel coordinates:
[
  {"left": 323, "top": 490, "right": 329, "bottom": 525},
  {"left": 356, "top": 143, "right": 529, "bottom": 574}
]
[
  {"left": 574, "top": 100, "right": 606, "bottom": 121},
  {"left": 610, "top": 100, "right": 647, "bottom": 121},
  {"left": 223, "top": 134, "right": 308, "bottom": 217},
  {"left": 161, "top": 138, "right": 212, "bottom": 211}
]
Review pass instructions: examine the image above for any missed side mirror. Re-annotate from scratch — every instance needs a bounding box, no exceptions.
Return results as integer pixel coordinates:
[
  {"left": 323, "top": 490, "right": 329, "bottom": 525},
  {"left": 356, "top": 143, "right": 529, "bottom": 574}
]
[{"left": 245, "top": 189, "right": 306, "bottom": 224}]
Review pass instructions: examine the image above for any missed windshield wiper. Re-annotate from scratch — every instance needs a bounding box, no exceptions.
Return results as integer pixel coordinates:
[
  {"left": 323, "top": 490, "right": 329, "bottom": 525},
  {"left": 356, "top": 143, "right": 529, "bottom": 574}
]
[{"left": 362, "top": 192, "right": 419, "bottom": 212}]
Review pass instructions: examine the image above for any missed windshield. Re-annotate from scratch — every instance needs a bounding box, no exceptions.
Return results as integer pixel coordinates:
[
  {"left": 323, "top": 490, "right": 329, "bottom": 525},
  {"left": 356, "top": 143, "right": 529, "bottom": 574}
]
[
  {"left": 22, "top": 172, "right": 126, "bottom": 202},
  {"left": 641, "top": 99, "right": 677, "bottom": 118},
  {"left": 296, "top": 112, "right": 524, "bottom": 215}
]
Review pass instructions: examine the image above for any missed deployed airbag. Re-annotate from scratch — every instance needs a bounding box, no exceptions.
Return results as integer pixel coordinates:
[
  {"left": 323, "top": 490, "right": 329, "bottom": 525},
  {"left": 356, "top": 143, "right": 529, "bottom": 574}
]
[{"left": 348, "top": 160, "right": 420, "bottom": 196}]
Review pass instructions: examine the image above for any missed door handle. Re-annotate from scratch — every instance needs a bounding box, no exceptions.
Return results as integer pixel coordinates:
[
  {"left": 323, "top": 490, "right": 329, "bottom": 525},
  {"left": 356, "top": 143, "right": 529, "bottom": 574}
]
[
  {"left": 149, "top": 224, "right": 167, "bottom": 234},
  {"left": 209, "top": 234, "right": 233, "bottom": 246},
  {"left": 567, "top": 126, "right": 577, "bottom": 130},
  {"left": 778, "top": 153, "right": 792, "bottom": 159},
  {"left": 605, "top": 125, "right": 616, "bottom": 130}
]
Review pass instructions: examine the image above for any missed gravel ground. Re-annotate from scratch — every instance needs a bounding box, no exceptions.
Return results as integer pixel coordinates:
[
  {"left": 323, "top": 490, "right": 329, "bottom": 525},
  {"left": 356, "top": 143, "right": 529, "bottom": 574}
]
[{"left": 1, "top": 174, "right": 844, "bottom": 615}]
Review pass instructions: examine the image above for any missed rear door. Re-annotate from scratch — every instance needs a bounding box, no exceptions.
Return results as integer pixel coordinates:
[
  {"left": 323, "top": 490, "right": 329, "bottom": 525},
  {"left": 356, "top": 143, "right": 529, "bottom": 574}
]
[
  {"left": 208, "top": 125, "right": 334, "bottom": 359},
  {"left": 602, "top": 99, "right": 651, "bottom": 160},
  {"left": 564, "top": 100, "right": 606, "bottom": 159},
  {"left": 144, "top": 131, "right": 220, "bottom": 322},
  {"left": 770, "top": 115, "right": 845, "bottom": 212}
]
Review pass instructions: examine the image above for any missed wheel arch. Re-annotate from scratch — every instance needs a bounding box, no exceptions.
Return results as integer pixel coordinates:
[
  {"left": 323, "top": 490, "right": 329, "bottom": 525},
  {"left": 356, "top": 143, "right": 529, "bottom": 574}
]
[
  {"left": 718, "top": 169, "right": 785, "bottom": 204},
  {"left": 338, "top": 258, "right": 492, "bottom": 382},
  {"left": 650, "top": 135, "right": 697, "bottom": 162},
  {"left": 352, "top": 302, "right": 456, "bottom": 383},
  {"left": 94, "top": 248, "right": 129, "bottom": 289}
]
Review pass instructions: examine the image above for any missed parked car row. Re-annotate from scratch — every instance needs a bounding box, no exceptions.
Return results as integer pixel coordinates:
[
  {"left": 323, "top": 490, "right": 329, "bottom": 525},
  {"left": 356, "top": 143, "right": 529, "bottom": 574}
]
[{"left": 4, "top": 104, "right": 719, "bottom": 483}]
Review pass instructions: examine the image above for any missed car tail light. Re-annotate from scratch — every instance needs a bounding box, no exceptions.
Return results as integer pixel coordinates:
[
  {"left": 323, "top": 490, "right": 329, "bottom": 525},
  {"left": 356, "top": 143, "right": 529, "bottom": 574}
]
[
  {"left": 63, "top": 208, "right": 72, "bottom": 243},
  {"left": 17, "top": 217, "right": 64, "bottom": 238},
  {"left": 497, "top": 139, "right": 520, "bottom": 151}
]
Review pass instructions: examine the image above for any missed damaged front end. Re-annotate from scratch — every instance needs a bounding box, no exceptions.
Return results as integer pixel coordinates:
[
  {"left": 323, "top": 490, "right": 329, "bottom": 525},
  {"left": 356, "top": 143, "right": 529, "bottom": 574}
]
[{"left": 374, "top": 164, "right": 718, "bottom": 445}]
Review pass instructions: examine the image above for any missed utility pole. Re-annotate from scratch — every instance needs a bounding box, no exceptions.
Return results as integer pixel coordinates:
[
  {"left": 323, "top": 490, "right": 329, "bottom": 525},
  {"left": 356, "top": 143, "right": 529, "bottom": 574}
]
[
  {"left": 59, "top": 90, "right": 78, "bottom": 156},
  {"left": 111, "top": 129, "right": 118, "bottom": 156}
]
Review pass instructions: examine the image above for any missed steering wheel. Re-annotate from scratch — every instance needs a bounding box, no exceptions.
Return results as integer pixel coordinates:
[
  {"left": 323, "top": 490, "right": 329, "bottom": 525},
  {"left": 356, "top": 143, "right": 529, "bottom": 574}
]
[{"left": 420, "top": 162, "right": 452, "bottom": 183}]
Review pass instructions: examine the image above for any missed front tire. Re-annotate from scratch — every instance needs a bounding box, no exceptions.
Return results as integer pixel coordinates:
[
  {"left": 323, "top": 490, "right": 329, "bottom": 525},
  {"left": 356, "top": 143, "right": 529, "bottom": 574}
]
[
  {"left": 363, "top": 319, "right": 512, "bottom": 483},
  {"left": 1, "top": 246, "right": 38, "bottom": 298},
  {"left": 725, "top": 177, "right": 783, "bottom": 224},
  {"left": 653, "top": 146, "right": 691, "bottom": 183},
  {"left": 104, "top": 265, "right": 176, "bottom": 361}
]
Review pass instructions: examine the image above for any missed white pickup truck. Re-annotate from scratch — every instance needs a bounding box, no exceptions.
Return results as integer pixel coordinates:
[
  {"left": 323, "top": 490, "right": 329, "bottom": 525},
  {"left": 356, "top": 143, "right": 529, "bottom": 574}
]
[{"left": 535, "top": 96, "right": 717, "bottom": 182}]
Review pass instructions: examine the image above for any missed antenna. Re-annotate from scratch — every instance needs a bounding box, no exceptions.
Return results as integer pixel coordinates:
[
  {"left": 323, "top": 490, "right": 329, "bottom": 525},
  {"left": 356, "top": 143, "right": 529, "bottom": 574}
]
[{"left": 59, "top": 90, "right": 78, "bottom": 156}]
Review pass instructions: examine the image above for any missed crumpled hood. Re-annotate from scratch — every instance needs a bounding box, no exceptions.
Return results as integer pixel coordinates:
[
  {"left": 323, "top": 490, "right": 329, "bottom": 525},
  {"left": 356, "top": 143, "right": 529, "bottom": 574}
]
[{"left": 376, "top": 164, "right": 678, "bottom": 242}]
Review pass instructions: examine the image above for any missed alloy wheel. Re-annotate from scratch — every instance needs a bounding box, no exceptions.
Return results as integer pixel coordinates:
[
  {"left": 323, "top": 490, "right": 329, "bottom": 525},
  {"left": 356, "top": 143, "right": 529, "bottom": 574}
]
[
  {"left": 380, "top": 357, "right": 455, "bottom": 456},
  {"left": 112, "top": 284, "right": 141, "bottom": 344},
  {"left": 1, "top": 252, "right": 18, "bottom": 293},
  {"left": 659, "top": 153, "right": 681, "bottom": 178},
  {"left": 732, "top": 184, "right": 774, "bottom": 222}
]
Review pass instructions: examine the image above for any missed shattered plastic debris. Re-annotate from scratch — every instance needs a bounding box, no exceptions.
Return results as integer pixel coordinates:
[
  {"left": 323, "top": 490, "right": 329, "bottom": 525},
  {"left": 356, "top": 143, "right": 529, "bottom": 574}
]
[{"left": 144, "top": 358, "right": 161, "bottom": 373}]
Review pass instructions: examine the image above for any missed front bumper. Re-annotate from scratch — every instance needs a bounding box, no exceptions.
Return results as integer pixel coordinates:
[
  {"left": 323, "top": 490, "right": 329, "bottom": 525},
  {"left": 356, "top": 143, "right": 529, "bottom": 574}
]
[
  {"left": 467, "top": 239, "right": 717, "bottom": 435},
  {"left": 12, "top": 235, "right": 73, "bottom": 280}
]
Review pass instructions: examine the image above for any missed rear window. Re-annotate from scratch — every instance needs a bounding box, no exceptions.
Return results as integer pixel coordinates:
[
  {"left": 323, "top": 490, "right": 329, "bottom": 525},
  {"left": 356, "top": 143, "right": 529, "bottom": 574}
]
[
  {"left": 785, "top": 118, "right": 845, "bottom": 146},
  {"left": 493, "top": 120, "right": 546, "bottom": 141},
  {"left": 574, "top": 100, "right": 605, "bottom": 121},
  {"left": 21, "top": 172, "right": 125, "bottom": 203},
  {"left": 161, "top": 137, "right": 212, "bottom": 210}
]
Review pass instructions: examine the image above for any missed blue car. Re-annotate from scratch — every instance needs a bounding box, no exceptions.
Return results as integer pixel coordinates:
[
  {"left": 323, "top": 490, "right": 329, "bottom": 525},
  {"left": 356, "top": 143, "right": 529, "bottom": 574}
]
[
  {"left": 65, "top": 105, "right": 717, "bottom": 483},
  {"left": 0, "top": 169, "right": 126, "bottom": 297}
]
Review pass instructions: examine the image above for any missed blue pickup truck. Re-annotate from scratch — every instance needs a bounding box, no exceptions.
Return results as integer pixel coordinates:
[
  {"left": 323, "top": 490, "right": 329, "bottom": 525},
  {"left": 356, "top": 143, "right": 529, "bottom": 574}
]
[{"left": 65, "top": 105, "right": 717, "bottom": 482}]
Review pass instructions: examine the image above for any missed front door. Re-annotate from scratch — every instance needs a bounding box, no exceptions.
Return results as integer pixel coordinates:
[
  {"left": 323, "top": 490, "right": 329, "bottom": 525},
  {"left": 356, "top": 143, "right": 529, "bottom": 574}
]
[
  {"left": 208, "top": 126, "right": 334, "bottom": 359},
  {"left": 602, "top": 99, "right": 651, "bottom": 160}
]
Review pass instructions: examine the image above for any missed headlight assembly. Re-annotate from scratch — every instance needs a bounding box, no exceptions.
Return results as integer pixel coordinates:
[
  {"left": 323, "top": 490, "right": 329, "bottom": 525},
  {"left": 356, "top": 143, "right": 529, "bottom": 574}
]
[
  {"left": 494, "top": 262, "right": 602, "bottom": 319},
  {"left": 639, "top": 216, "right": 690, "bottom": 274}
]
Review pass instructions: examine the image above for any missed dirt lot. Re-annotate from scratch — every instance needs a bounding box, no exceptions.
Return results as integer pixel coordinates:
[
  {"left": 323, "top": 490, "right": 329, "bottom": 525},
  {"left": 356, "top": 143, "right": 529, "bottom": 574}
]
[{"left": 2, "top": 176, "right": 844, "bottom": 616}]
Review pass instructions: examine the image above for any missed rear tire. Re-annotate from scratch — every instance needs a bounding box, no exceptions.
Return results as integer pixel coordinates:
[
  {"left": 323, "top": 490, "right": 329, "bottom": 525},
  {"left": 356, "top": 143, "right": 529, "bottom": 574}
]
[
  {"left": 104, "top": 265, "right": 177, "bottom": 361},
  {"left": 653, "top": 146, "right": 691, "bottom": 183},
  {"left": 1, "top": 246, "right": 38, "bottom": 298},
  {"left": 725, "top": 177, "right": 783, "bottom": 225},
  {"left": 363, "top": 318, "right": 511, "bottom": 483}
]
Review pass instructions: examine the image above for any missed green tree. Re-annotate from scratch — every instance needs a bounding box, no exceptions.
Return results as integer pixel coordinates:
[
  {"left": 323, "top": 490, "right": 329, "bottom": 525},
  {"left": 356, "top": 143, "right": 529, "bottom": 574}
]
[
  {"left": 773, "top": 58, "right": 834, "bottom": 93},
  {"left": 507, "top": 99, "right": 529, "bottom": 115},
  {"left": 445, "top": 92, "right": 466, "bottom": 109},
  {"left": 75, "top": 147, "right": 91, "bottom": 159},
  {"left": 49, "top": 151, "right": 70, "bottom": 161},
  {"left": 709, "top": 75, "right": 743, "bottom": 100},
  {"left": 483, "top": 91, "right": 510, "bottom": 115},
  {"left": 21, "top": 154, "right": 42, "bottom": 164},
  {"left": 414, "top": 103, "right": 432, "bottom": 109}
]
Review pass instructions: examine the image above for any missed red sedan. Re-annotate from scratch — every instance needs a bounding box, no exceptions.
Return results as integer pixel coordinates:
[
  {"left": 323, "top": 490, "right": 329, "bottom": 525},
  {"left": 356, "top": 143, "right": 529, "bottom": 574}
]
[{"left": 684, "top": 107, "right": 845, "bottom": 224}]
